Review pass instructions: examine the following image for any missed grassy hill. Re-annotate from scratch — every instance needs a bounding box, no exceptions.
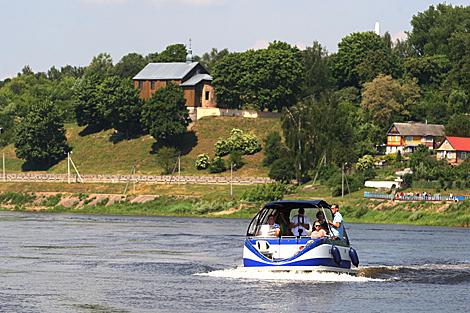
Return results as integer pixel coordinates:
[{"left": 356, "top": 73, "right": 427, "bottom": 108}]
[{"left": 0, "top": 116, "right": 281, "bottom": 177}]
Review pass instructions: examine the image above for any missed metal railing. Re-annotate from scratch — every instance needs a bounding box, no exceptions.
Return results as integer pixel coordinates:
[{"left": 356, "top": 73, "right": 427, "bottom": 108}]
[{"left": 364, "top": 192, "right": 469, "bottom": 202}]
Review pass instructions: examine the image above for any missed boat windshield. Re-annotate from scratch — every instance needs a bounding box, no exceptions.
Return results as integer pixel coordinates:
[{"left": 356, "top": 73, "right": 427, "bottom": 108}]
[{"left": 246, "top": 202, "right": 336, "bottom": 238}]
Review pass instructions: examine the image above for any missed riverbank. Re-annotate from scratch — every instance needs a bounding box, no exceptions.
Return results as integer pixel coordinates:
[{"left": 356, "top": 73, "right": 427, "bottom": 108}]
[{"left": 0, "top": 188, "right": 469, "bottom": 227}]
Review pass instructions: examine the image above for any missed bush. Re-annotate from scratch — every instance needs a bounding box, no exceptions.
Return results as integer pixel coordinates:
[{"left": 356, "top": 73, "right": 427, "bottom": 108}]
[
  {"left": 0, "top": 192, "right": 35, "bottom": 205},
  {"left": 195, "top": 154, "right": 210, "bottom": 170},
  {"left": 242, "top": 183, "right": 290, "bottom": 202},
  {"left": 402, "top": 173, "right": 413, "bottom": 188},
  {"left": 356, "top": 155, "right": 374, "bottom": 171},
  {"left": 229, "top": 151, "right": 245, "bottom": 170},
  {"left": 156, "top": 146, "right": 178, "bottom": 175},
  {"left": 41, "top": 194, "right": 62, "bottom": 207},
  {"left": 208, "top": 156, "right": 226, "bottom": 173},
  {"left": 214, "top": 139, "right": 232, "bottom": 157},
  {"left": 215, "top": 128, "right": 262, "bottom": 156},
  {"left": 268, "top": 158, "right": 295, "bottom": 182}
]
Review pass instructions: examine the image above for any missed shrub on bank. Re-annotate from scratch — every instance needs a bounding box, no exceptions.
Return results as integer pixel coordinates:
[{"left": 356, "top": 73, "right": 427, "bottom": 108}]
[
  {"left": 241, "top": 182, "right": 290, "bottom": 202},
  {"left": 208, "top": 156, "right": 226, "bottom": 173},
  {"left": 195, "top": 154, "right": 210, "bottom": 170},
  {"left": 0, "top": 192, "right": 35, "bottom": 206},
  {"left": 215, "top": 129, "right": 262, "bottom": 157}
]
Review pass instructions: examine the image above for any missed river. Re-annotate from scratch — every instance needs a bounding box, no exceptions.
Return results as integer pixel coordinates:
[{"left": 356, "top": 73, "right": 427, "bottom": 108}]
[{"left": 0, "top": 212, "right": 469, "bottom": 313}]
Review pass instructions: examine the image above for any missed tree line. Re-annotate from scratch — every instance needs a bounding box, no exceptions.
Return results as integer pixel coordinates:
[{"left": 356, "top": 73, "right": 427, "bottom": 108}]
[{"left": 0, "top": 3, "right": 468, "bottom": 174}]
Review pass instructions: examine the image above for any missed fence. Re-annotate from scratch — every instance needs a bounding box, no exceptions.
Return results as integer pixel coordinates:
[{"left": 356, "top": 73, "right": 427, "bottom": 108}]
[
  {"left": 364, "top": 191, "right": 470, "bottom": 202},
  {"left": 0, "top": 173, "right": 273, "bottom": 185}
]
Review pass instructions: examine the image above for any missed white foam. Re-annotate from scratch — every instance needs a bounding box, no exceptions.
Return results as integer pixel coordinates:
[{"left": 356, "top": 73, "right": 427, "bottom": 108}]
[{"left": 196, "top": 267, "right": 383, "bottom": 282}]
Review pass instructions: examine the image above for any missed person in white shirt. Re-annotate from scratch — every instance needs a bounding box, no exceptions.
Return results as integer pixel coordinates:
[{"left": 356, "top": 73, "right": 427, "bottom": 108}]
[
  {"left": 257, "top": 214, "right": 280, "bottom": 237},
  {"left": 328, "top": 204, "right": 344, "bottom": 240},
  {"left": 290, "top": 208, "right": 310, "bottom": 236}
]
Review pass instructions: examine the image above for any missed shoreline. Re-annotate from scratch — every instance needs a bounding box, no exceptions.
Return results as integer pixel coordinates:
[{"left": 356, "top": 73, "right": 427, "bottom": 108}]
[{"left": 1, "top": 197, "right": 468, "bottom": 228}]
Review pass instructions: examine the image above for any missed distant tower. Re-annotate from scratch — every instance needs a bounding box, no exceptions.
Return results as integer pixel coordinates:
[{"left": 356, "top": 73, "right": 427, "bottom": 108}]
[
  {"left": 374, "top": 22, "right": 380, "bottom": 35},
  {"left": 186, "top": 38, "right": 193, "bottom": 63}
]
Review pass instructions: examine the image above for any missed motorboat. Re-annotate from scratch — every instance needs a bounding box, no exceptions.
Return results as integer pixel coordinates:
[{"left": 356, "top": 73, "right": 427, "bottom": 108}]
[{"left": 243, "top": 200, "right": 359, "bottom": 274}]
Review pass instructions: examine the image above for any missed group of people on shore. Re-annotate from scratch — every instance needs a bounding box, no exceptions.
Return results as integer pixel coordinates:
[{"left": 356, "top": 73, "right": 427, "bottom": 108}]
[{"left": 263, "top": 204, "right": 344, "bottom": 240}]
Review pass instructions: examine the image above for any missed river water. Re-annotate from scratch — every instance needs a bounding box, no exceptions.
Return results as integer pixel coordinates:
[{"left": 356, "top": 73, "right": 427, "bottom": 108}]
[{"left": 0, "top": 212, "right": 469, "bottom": 313}]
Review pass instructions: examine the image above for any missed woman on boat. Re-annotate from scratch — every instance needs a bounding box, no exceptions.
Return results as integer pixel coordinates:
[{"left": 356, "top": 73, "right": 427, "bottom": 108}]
[{"left": 310, "top": 221, "right": 327, "bottom": 239}]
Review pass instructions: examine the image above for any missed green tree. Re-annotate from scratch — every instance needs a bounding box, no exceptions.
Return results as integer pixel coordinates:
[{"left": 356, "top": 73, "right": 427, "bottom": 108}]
[
  {"left": 447, "top": 89, "right": 469, "bottom": 115},
  {"left": 446, "top": 32, "right": 470, "bottom": 92},
  {"left": 199, "top": 48, "right": 229, "bottom": 72},
  {"left": 408, "top": 4, "right": 470, "bottom": 56},
  {"left": 155, "top": 146, "right": 178, "bottom": 175},
  {"left": 14, "top": 101, "right": 70, "bottom": 169},
  {"left": 213, "top": 42, "right": 303, "bottom": 111},
  {"left": 211, "top": 52, "right": 245, "bottom": 109},
  {"left": 361, "top": 74, "right": 420, "bottom": 130},
  {"left": 74, "top": 76, "right": 107, "bottom": 129},
  {"left": 403, "top": 55, "right": 450, "bottom": 87},
  {"left": 268, "top": 158, "right": 295, "bottom": 183},
  {"left": 84, "top": 53, "right": 113, "bottom": 80},
  {"left": 140, "top": 83, "right": 191, "bottom": 142},
  {"left": 331, "top": 32, "right": 394, "bottom": 87},
  {"left": 263, "top": 131, "right": 286, "bottom": 166},
  {"left": 113, "top": 53, "right": 146, "bottom": 78},
  {"left": 282, "top": 93, "right": 355, "bottom": 181},
  {"left": 147, "top": 44, "right": 187, "bottom": 63},
  {"left": 98, "top": 76, "right": 142, "bottom": 137},
  {"left": 446, "top": 114, "right": 470, "bottom": 137},
  {"left": 301, "top": 41, "right": 335, "bottom": 98}
]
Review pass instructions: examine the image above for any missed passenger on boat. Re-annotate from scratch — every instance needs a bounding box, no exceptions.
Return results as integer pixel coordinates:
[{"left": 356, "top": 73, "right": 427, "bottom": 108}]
[
  {"left": 277, "top": 211, "right": 291, "bottom": 236},
  {"left": 257, "top": 214, "right": 280, "bottom": 237},
  {"left": 328, "top": 204, "right": 344, "bottom": 240},
  {"left": 315, "top": 211, "right": 329, "bottom": 234},
  {"left": 290, "top": 208, "right": 311, "bottom": 237},
  {"left": 310, "top": 221, "right": 327, "bottom": 239}
]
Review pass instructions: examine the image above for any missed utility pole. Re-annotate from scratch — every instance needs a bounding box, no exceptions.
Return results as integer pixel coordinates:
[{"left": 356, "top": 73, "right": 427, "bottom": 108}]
[
  {"left": 2, "top": 153, "right": 5, "bottom": 182},
  {"left": 230, "top": 162, "right": 233, "bottom": 197},
  {"left": 298, "top": 114, "right": 301, "bottom": 183},
  {"left": 341, "top": 163, "right": 345, "bottom": 198},
  {"left": 67, "top": 152, "right": 70, "bottom": 184},
  {"left": 178, "top": 155, "right": 181, "bottom": 185}
]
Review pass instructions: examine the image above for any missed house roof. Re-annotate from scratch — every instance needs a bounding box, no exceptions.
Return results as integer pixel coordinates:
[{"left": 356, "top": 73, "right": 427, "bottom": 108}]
[
  {"left": 389, "top": 122, "right": 445, "bottom": 137},
  {"left": 445, "top": 136, "right": 470, "bottom": 152},
  {"left": 179, "top": 74, "right": 212, "bottom": 86},
  {"left": 133, "top": 62, "right": 200, "bottom": 80}
]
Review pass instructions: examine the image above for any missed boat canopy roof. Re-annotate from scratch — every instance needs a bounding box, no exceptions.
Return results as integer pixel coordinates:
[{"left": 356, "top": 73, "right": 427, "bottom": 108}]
[{"left": 264, "top": 200, "right": 330, "bottom": 209}]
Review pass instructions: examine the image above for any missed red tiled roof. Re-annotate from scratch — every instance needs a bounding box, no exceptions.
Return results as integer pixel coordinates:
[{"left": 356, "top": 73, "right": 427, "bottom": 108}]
[{"left": 447, "top": 136, "right": 470, "bottom": 152}]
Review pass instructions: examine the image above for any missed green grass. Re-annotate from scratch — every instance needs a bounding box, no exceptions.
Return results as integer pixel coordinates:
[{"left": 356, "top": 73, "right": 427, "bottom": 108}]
[{"left": 0, "top": 116, "right": 280, "bottom": 177}]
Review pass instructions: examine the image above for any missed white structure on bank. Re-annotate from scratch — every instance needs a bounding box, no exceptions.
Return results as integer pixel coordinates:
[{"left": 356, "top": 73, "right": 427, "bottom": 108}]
[{"left": 375, "top": 22, "right": 380, "bottom": 35}]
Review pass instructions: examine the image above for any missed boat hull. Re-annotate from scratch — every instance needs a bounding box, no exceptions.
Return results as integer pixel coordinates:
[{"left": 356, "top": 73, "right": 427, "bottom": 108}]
[{"left": 243, "top": 238, "right": 355, "bottom": 274}]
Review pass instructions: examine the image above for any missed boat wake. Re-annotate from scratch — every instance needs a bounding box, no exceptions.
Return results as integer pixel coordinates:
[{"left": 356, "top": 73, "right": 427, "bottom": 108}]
[
  {"left": 195, "top": 267, "right": 383, "bottom": 282},
  {"left": 358, "top": 263, "right": 470, "bottom": 285}
]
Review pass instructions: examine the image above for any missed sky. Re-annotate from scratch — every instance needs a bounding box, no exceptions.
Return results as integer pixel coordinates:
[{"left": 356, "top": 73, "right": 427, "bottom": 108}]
[{"left": 0, "top": 0, "right": 468, "bottom": 80}]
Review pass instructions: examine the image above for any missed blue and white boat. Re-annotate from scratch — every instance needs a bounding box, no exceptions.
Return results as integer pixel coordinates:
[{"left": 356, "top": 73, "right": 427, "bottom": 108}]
[{"left": 243, "top": 200, "right": 359, "bottom": 274}]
